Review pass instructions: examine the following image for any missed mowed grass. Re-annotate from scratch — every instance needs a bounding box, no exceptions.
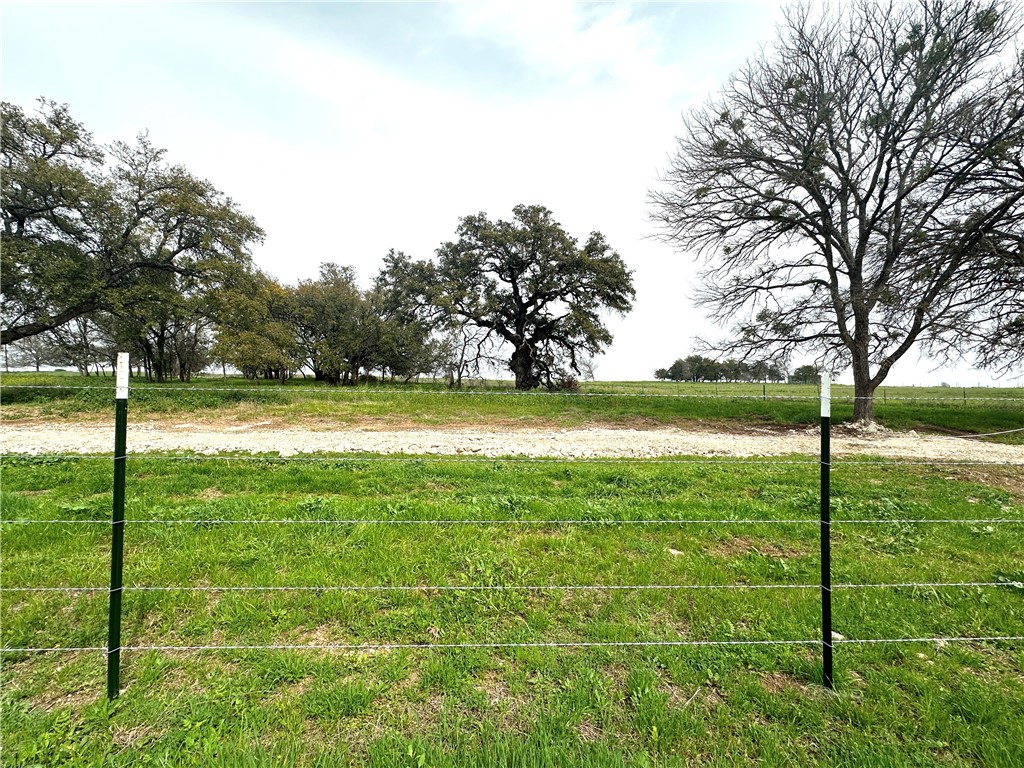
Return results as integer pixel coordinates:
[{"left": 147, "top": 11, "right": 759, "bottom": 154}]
[
  {"left": 2, "top": 454, "right": 1023, "bottom": 766},
  {"left": 2, "top": 373, "right": 1023, "bottom": 441}
]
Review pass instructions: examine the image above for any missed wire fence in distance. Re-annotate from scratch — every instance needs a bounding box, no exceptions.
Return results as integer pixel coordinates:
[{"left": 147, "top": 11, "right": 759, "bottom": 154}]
[{"left": 4, "top": 383, "right": 1024, "bottom": 403}]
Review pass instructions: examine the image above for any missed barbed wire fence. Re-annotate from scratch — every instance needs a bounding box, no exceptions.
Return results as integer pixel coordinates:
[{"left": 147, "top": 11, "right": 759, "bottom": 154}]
[{"left": 1, "top": 357, "right": 1022, "bottom": 700}]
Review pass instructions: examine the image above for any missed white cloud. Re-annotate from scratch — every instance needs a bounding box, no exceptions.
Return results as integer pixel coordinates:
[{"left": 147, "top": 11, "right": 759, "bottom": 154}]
[{"left": 447, "top": 1, "right": 677, "bottom": 93}]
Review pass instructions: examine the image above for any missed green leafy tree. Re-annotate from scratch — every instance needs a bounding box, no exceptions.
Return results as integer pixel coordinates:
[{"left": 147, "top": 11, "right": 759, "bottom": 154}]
[
  {"left": 386, "top": 205, "right": 635, "bottom": 390},
  {"left": 368, "top": 288, "right": 441, "bottom": 384},
  {"left": 374, "top": 250, "right": 498, "bottom": 388},
  {"left": 1, "top": 99, "right": 263, "bottom": 345},
  {"left": 790, "top": 364, "right": 821, "bottom": 384},
  {"left": 651, "top": 1, "right": 1024, "bottom": 421},
  {"left": 683, "top": 355, "right": 722, "bottom": 382},
  {"left": 290, "top": 264, "right": 370, "bottom": 385},
  {"left": 665, "top": 358, "right": 692, "bottom": 381},
  {"left": 212, "top": 271, "right": 298, "bottom": 382}
]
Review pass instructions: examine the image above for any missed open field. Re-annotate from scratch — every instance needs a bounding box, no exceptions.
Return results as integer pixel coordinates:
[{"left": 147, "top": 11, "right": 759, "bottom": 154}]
[
  {"left": 2, "top": 454, "right": 1023, "bottom": 766},
  {"left": 2, "top": 373, "right": 1023, "bottom": 442}
]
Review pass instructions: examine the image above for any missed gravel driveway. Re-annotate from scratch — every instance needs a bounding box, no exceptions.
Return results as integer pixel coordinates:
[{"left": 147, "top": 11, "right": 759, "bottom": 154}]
[{"left": 2, "top": 421, "right": 1021, "bottom": 462}]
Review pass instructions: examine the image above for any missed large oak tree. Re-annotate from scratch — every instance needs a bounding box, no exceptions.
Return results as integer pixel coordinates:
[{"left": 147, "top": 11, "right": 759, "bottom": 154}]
[
  {"left": 379, "top": 205, "right": 635, "bottom": 390},
  {"left": 1, "top": 99, "right": 263, "bottom": 346},
  {"left": 651, "top": 0, "right": 1024, "bottom": 421}
]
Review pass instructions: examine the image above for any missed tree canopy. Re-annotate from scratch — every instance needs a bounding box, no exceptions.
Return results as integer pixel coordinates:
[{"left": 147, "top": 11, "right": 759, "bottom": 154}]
[
  {"left": 379, "top": 205, "right": 635, "bottom": 390},
  {"left": 651, "top": 0, "right": 1024, "bottom": 421},
  {"left": 1, "top": 99, "right": 263, "bottom": 346}
]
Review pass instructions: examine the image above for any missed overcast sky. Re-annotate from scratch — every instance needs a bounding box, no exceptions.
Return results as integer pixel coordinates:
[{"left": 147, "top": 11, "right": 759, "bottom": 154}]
[{"left": 3, "top": 0, "right": 1019, "bottom": 386}]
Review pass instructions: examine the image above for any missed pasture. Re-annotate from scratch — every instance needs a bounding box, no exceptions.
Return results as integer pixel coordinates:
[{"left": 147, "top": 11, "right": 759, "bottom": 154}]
[
  {"left": 2, "top": 454, "right": 1024, "bottom": 766},
  {"left": 2, "top": 373, "right": 1023, "bottom": 441},
  {"left": 1, "top": 377, "right": 1023, "bottom": 766}
]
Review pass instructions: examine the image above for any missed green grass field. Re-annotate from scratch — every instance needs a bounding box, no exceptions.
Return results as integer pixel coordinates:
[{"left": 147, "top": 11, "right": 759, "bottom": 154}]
[
  {"left": 2, "top": 373, "right": 1023, "bottom": 442},
  {"left": 2, "top": 453, "right": 1023, "bottom": 766}
]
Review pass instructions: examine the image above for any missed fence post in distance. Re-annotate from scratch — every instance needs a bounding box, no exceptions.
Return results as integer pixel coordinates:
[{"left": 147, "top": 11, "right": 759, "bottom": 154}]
[
  {"left": 820, "top": 374, "right": 834, "bottom": 690},
  {"left": 107, "top": 352, "right": 129, "bottom": 700}
]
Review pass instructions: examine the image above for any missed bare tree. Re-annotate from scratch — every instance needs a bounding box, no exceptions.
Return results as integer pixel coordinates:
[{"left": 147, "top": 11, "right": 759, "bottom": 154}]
[{"left": 652, "top": 0, "right": 1024, "bottom": 421}]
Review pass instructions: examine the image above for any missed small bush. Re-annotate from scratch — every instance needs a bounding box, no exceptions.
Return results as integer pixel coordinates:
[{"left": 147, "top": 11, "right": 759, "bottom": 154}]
[{"left": 550, "top": 376, "right": 581, "bottom": 393}]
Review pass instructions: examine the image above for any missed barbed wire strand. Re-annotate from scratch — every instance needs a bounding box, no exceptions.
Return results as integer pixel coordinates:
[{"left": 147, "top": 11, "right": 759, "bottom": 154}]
[
  {"left": 941, "top": 426, "right": 1024, "bottom": 439},
  {"left": 5, "top": 636, "right": 1022, "bottom": 654},
  {"left": 3, "top": 516, "right": 1022, "bottom": 526},
  {"left": 835, "top": 460, "right": 1024, "bottom": 466},
  {"left": 2, "top": 581, "right": 1019, "bottom": 594},
  {"left": 834, "top": 636, "right": 1024, "bottom": 645},
  {"left": 0, "top": 640, "right": 825, "bottom": 654},
  {"left": 1, "top": 584, "right": 818, "bottom": 593},
  {"left": 835, "top": 518, "right": 1024, "bottom": 524},
  {"left": 0, "top": 517, "right": 823, "bottom": 526},
  {"left": 2, "top": 384, "right": 816, "bottom": 400}
]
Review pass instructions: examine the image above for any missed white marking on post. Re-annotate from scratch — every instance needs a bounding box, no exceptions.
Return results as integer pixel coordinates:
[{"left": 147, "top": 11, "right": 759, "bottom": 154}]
[
  {"left": 820, "top": 374, "right": 830, "bottom": 418},
  {"left": 115, "top": 353, "right": 130, "bottom": 400}
]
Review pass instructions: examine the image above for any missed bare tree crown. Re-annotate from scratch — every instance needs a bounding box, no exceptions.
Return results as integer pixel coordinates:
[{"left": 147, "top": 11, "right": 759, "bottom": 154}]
[{"left": 652, "top": 0, "right": 1024, "bottom": 418}]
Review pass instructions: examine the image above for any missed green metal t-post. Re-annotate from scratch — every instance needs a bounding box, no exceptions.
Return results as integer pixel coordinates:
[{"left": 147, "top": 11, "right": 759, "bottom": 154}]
[
  {"left": 108, "top": 352, "right": 129, "bottom": 700},
  {"left": 820, "top": 374, "right": 834, "bottom": 690}
]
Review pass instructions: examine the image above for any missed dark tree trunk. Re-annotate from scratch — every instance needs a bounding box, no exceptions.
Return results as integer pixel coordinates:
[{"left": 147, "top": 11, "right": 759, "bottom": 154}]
[
  {"left": 509, "top": 345, "right": 540, "bottom": 390},
  {"left": 851, "top": 322, "right": 877, "bottom": 422},
  {"left": 852, "top": 363, "right": 876, "bottom": 423},
  {"left": 853, "top": 379, "right": 876, "bottom": 423}
]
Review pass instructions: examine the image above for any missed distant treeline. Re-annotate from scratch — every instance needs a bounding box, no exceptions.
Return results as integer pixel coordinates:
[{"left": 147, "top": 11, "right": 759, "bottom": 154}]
[
  {"left": 654, "top": 356, "right": 820, "bottom": 384},
  {"left": 4, "top": 262, "right": 474, "bottom": 386}
]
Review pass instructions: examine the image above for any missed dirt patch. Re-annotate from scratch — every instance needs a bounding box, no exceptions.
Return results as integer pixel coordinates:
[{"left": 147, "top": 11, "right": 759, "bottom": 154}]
[
  {"left": 661, "top": 677, "right": 693, "bottom": 708},
  {"left": 760, "top": 671, "right": 809, "bottom": 694},
  {"left": 113, "top": 723, "right": 162, "bottom": 749},
  {"left": 475, "top": 669, "right": 511, "bottom": 707},
  {"left": 294, "top": 624, "right": 347, "bottom": 648},
  {"left": 951, "top": 468, "right": 1024, "bottom": 500},
  {"left": 198, "top": 487, "right": 225, "bottom": 500},
  {"left": 263, "top": 675, "right": 313, "bottom": 704},
  {"left": 380, "top": 689, "right": 449, "bottom": 737},
  {"left": 473, "top": 667, "right": 527, "bottom": 731},
  {"left": 290, "top": 624, "right": 393, "bottom": 658},
  {"left": 29, "top": 684, "right": 99, "bottom": 713},
  {"left": 603, "top": 664, "right": 629, "bottom": 696},
  {"left": 703, "top": 683, "right": 725, "bottom": 710},
  {"left": 708, "top": 536, "right": 809, "bottom": 559},
  {"left": 578, "top": 718, "right": 602, "bottom": 742}
]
